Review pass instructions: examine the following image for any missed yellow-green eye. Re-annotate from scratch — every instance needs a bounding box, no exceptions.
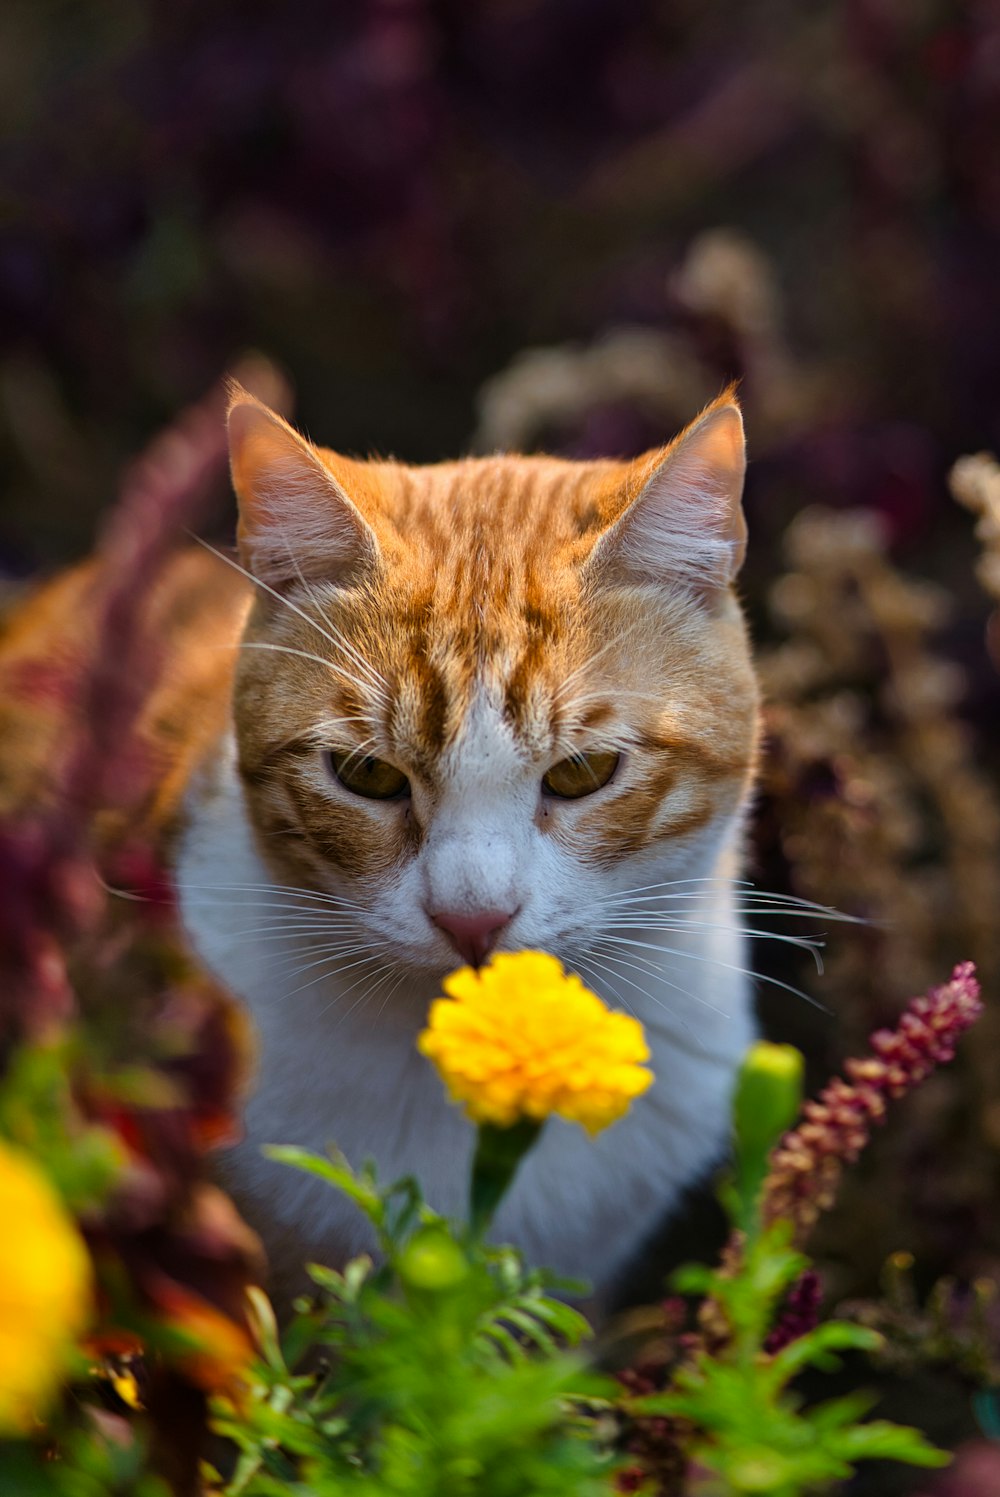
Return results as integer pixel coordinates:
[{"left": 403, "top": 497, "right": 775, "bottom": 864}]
[
  {"left": 542, "top": 751, "right": 620, "bottom": 800},
  {"left": 328, "top": 750, "right": 409, "bottom": 800}
]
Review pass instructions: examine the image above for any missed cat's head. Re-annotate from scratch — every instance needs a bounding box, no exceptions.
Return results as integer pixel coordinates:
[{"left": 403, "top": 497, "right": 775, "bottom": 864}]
[{"left": 226, "top": 388, "right": 759, "bottom": 977}]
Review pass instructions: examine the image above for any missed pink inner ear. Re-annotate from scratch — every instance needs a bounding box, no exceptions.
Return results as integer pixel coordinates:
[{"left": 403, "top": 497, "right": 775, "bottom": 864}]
[
  {"left": 593, "top": 402, "right": 747, "bottom": 590},
  {"left": 229, "top": 399, "right": 376, "bottom": 587}
]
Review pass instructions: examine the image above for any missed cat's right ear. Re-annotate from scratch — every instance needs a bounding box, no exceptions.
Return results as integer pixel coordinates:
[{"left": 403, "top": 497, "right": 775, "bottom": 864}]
[
  {"left": 583, "top": 394, "right": 747, "bottom": 594},
  {"left": 227, "top": 389, "right": 379, "bottom": 588}
]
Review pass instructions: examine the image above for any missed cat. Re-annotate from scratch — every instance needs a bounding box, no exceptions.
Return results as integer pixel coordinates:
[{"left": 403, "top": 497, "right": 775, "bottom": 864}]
[{"left": 171, "top": 383, "right": 762, "bottom": 1305}]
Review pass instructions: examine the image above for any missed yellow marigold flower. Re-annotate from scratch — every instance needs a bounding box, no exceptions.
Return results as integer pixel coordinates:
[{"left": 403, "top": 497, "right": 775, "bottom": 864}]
[
  {"left": 0, "top": 1140, "right": 92, "bottom": 1433},
  {"left": 417, "top": 951, "right": 654, "bottom": 1135}
]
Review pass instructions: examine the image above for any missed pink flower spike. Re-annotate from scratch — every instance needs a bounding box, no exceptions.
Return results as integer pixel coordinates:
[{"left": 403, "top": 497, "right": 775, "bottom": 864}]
[{"left": 762, "top": 963, "right": 982, "bottom": 1243}]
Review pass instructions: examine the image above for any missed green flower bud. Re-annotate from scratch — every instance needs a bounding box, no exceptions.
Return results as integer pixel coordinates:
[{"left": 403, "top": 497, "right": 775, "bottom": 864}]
[
  {"left": 731, "top": 1042, "right": 805, "bottom": 1232},
  {"left": 735, "top": 1042, "right": 804, "bottom": 1156},
  {"left": 398, "top": 1227, "right": 469, "bottom": 1294}
]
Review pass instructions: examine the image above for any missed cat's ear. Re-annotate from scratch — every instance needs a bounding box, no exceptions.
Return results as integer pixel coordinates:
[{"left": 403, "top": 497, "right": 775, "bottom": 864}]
[
  {"left": 227, "top": 388, "right": 379, "bottom": 587},
  {"left": 586, "top": 395, "right": 747, "bottom": 591}
]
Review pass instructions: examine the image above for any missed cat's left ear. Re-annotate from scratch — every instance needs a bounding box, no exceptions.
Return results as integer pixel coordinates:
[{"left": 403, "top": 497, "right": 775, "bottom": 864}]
[
  {"left": 586, "top": 395, "right": 747, "bottom": 591},
  {"left": 227, "top": 387, "right": 380, "bottom": 587}
]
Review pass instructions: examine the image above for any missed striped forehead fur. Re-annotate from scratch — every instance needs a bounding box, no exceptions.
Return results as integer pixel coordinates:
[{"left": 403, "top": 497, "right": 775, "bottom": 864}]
[{"left": 228, "top": 390, "right": 758, "bottom": 880}]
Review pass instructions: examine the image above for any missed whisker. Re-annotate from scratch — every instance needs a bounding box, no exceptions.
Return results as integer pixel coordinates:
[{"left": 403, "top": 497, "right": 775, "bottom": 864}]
[
  {"left": 579, "top": 948, "right": 712, "bottom": 1057},
  {"left": 369, "top": 967, "right": 410, "bottom": 1029},
  {"left": 597, "top": 917, "right": 826, "bottom": 970},
  {"left": 594, "top": 933, "right": 829, "bottom": 1011},
  {"left": 175, "top": 881, "right": 364, "bottom": 907},
  {"left": 607, "top": 904, "right": 839, "bottom": 926},
  {"left": 570, "top": 950, "right": 638, "bottom": 1018},
  {"left": 278, "top": 526, "right": 392, "bottom": 698},
  {"left": 331, "top": 738, "right": 378, "bottom": 780},
  {"left": 175, "top": 901, "right": 364, "bottom": 923},
  {"left": 232, "top": 640, "right": 384, "bottom": 704},
  {"left": 193, "top": 536, "right": 389, "bottom": 701},
  {"left": 96, "top": 871, "right": 160, "bottom": 903},
  {"left": 217, "top": 921, "right": 363, "bottom": 942},
  {"left": 308, "top": 713, "right": 372, "bottom": 742},
  {"left": 209, "top": 908, "right": 361, "bottom": 926},
  {"left": 317, "top": 955, "right": 396, "bottom": 1020},
  {"left": 107, "top": 875, "right": 364, "bottom": 915},
  {"left": 280, "top": 947, "right": 386, "bottom": 994},
  {"left": 264, "top": 930, "right": 380, "bottom": 964},
  {"left": 599, "top": 878, "right": 864, "bottom": 923},
  {"left": 576, "top": 946, "right": 714, "bottom": 1052},
  {"left": 333, "top": 978, "right": 387, "bottom": 1030},
  {"left": 584, "top": 939, "right": 732, "bottom": 1020}
]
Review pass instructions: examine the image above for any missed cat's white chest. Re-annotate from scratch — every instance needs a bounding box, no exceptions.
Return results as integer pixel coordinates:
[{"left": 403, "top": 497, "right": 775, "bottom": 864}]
[{"left": 176, "top": 744, "right": 756, "bottom": 1297}]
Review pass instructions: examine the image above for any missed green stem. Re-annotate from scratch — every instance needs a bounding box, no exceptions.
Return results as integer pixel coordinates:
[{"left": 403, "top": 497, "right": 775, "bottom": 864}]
[{"left": 469, "top": 1119, "right": 541, "bottom": 1239}]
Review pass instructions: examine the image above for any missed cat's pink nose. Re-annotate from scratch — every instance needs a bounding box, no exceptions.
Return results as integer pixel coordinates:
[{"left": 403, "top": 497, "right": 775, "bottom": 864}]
[{"left": 430, "top": 909, "right": 515, "bottom": 968}]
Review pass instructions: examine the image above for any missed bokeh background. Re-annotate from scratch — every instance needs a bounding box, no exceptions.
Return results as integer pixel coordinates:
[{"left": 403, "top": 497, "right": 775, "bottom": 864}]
[
  {"left": 2, "top": 0, "right": 999, "bottom": 569},
  {"left": 3, "top": 3, "right": 1000, "bottom": 1482}
]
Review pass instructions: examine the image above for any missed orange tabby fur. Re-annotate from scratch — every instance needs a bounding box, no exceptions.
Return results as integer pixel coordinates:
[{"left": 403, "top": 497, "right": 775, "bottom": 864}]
[
  {"left": 226, "top": 389, "right": 755, "bottom": 894},
  {"left": 1, "top": 389, "right": 761, "bottom": 1300},
  {"left": 0, "top": 551, "right": 248, "bottom": 832}
]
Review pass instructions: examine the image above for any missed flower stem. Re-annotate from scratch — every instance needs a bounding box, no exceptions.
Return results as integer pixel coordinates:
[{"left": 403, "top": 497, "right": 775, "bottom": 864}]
[{"left": 469, "top": 1119, "right": 541, "bottom": 1239}]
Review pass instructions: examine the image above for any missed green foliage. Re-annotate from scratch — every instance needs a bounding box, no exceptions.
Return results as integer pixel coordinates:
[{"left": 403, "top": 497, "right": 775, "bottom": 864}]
[
  {"left": 0, "top": 1040, "right": 125, "bottom": 1214},
  {"left": 211, "top": 1048, "right": 951, "bottom": 1497},
  {"left": 208, "top": 1148, "right": 616, "bottom": 1497},
  {"left": 0, "top": 1425, "right": 169, "bottom": 1497},
  {"left": 624, "top": 1042, "right": 949, "bottom": 1496},
  {"left": 0, "top": 1035, "right": 955, "bottom": 1497},
  {"left": 637, "top": 1225, "right": 945, "bottom": 1496}
]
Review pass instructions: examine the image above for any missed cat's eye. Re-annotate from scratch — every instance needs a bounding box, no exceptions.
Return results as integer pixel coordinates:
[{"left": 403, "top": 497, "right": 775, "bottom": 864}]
[
  {"left": 542, "top": 751, "right": 620, "bottom": 800},
  {"left": 327, "top": 750, "right": 410, "bottom": 800}
]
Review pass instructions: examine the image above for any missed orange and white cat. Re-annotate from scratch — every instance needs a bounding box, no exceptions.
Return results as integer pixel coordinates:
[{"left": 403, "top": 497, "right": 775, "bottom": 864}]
[{"left": 173, "top": 386, "right": 761, "bottom": 1301}]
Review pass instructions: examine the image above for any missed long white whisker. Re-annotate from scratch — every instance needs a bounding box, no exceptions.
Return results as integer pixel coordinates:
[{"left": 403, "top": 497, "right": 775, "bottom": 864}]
[
  {"left": 174, "top": 881, "right": 364, "bottom": 907},
  {"left": 570, "top": 951, "right": 637, "bottom": 1017},
  {"left": 601, "top": 903, "right": 835, "bottom": 925},
  {"left": 287, "top": 538, "right": 390, "bottom": 698},
  {"left": 317, "top": 956, "right": 398, "bottom": 1020},
  {"left": 265, "top": 932, "right": 382, "bottom": 967},
  {"left": 231, "top": 640, "right": 382, "bottom": 704},
  {"left": 370, "top": 968, "right": 410, "bottom": 1029},
  {"left": 334, "top": 981, "right": 385, "bottom": 1030},
  {"left": 332, "top": 738, "right": 378, "bottom": 780},
  {"left": 194, "top": 536, "right": 389, "bottom": 700},
  {"left": 603, "top": 903, "right": 840, "bottom": 924},
  {"left": 576, "top": 947, "right": 710, "bottom": 1056},
  {"left": 174, "top": 900, "right": 364, "bottom": 922},
  {"left": 584, "top": 939, "right": 732, "bottom": 1019},
  {"left": 599, "top": 880, "right": 864, "bottom": 923},
  {"left": 208, "top": 908, "right": 361, "bottom": 927},
  {"left": 209, "top": 920, "right": 361, "bottom": 941},
  {"left": 271, "top": 950, "right": 378, "bottom": 984},
  {"left": 308, "top": 714, "right": 372, "bottom": 742},
  {"left": 281, "top": 947, "right": 387, "bottom": 994},
  {"left": 218, "top": 921, "right": 364, "bottom": 942},
  {"left": 595, "top": 934, "right": 828, "bottom": 1011},
  {"left": 599, "top": 917, "right": 825, "bottom": 970},
  {"left": 95, "top": 872, "right": 153, "bottom": 902}
]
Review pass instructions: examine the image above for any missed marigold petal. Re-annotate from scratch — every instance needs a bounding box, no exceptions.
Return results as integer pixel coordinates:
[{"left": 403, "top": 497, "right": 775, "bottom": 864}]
[
  {"left": 0, "top": 1141, "right": 93, "bottom": 1434},
  {"left": 418, "top": 950, "right": 654, "bottom": 1137}
]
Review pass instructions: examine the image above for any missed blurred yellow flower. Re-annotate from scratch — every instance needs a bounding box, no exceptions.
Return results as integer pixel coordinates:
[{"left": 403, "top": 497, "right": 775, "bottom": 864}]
[
  {"left": 418, "top": 951, "right": 653, "bottom": 1135},
  {"left": 0, "top": 1140, "right": 92, "bottom": 1433}
]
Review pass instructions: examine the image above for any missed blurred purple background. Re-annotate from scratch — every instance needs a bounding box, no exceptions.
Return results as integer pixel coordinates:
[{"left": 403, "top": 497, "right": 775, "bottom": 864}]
[{"left": 1, "top": 0, "right": 999, "bottom": 579}]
